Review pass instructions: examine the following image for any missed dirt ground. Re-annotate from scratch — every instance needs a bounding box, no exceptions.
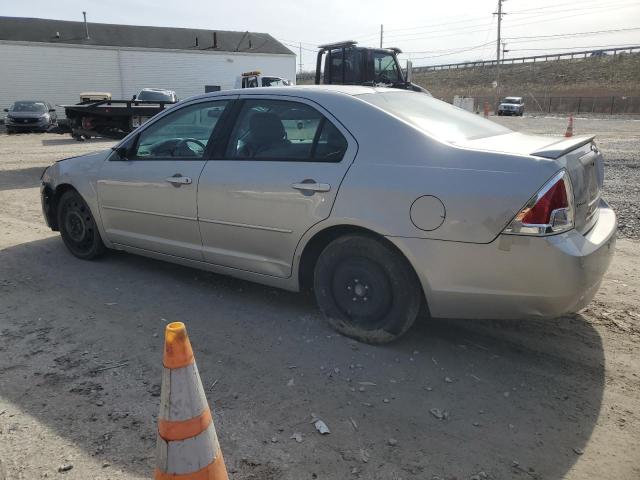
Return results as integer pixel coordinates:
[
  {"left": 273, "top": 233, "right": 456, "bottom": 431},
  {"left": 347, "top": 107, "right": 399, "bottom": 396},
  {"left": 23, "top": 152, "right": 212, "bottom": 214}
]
[{"left": 0, "top": 116, "right": 639, "bottom": 480}]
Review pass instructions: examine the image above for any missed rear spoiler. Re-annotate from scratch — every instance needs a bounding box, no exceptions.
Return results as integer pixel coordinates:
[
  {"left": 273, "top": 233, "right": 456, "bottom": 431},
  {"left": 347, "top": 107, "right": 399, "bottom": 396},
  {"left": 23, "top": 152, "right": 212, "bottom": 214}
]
[{"left": 531, "top": 135, "right": 595, "bottom": 159}]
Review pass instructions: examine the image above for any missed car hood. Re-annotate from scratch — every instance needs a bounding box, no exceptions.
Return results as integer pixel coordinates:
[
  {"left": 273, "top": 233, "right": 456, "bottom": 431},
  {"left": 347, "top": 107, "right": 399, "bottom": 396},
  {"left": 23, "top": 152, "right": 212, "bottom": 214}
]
[{"left": 499, "top": 103, "right": 519, "bottom": 107}]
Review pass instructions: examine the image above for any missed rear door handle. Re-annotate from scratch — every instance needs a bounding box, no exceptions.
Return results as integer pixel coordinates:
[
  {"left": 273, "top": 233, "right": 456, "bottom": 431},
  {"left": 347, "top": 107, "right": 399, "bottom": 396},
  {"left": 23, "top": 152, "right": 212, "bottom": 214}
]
[
  {"left": 166, "top": 175, "right": 192, "bottom": 186},
  {"left": 291, "top": 181, "right": 331, "bottom": 193}
]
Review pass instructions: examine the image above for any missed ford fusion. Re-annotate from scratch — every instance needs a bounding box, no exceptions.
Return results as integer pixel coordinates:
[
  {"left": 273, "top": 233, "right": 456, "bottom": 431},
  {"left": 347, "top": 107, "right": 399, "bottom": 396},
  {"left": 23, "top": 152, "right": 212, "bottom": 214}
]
[{"left": 40, "top": 86, "right": 616, "bottom": 343}]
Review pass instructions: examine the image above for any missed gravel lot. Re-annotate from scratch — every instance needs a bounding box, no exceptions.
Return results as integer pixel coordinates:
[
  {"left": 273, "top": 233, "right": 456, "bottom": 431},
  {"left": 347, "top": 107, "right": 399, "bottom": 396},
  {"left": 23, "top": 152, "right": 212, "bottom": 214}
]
[{"left": 0, "top": 117, "right": 638, "bottom": 480}]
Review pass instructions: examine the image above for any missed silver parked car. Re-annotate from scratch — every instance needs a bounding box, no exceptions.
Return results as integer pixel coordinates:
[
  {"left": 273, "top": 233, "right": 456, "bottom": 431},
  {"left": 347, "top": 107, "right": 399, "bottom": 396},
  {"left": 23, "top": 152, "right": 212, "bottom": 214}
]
[{"left": 40, "top": 86, "right": 616, "bottom": 343}]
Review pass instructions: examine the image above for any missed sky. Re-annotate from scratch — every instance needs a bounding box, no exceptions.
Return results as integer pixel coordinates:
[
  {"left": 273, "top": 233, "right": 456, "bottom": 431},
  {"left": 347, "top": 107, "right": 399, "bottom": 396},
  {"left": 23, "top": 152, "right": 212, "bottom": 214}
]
[{"left": 2, "top": 0, "right": 639, "bottom": 70}]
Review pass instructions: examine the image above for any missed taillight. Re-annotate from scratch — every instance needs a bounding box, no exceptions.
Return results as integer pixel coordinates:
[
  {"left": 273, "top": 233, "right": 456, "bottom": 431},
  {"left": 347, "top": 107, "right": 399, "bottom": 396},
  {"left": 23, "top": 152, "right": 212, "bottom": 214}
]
[{"left": 504, "top": 170, "right": 574, "bottom": 236}]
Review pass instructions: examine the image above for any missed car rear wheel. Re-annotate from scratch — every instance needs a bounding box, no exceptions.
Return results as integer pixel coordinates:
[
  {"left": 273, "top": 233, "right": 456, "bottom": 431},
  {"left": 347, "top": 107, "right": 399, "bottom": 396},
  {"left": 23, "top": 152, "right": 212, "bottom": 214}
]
[
  {"left": 57, "top": 190, "right": 106, "bottom": 260},
  {"left": 313, "top": 234, "right": 422, "bottom": 344}
]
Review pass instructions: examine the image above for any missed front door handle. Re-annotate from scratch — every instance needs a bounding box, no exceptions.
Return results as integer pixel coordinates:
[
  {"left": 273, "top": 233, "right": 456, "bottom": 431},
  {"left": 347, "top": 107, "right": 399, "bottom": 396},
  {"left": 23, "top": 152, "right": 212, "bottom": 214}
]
[
  {"left": 291, "top": 181, "right": 331, "bottom": 193},
  {"left": 165, "top": 175, "right": 192, "bottom": 186}
]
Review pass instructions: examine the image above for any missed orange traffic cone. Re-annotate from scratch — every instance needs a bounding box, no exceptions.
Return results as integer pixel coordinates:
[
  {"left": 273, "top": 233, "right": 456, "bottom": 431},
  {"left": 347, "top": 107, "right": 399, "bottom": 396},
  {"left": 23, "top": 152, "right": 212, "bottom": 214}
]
[
  {"left": 155, "top": 322, "right": 228, "bottom": 480},
  {"left": 565, "top": 114, "right": 574, "bottom": 137},
  {"left": 483, "top": 101, "right": 490, "bottom": 118}
]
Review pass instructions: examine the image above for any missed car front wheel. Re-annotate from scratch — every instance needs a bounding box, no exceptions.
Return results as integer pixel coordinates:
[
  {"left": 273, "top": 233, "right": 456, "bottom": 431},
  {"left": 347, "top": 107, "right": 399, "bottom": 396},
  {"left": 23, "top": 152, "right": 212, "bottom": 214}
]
[
  {"left": 313, "top": 234, "right": 422, "bottom": 344},
  {"left": 57, "top": 190, "right": 106, "bottom": 260}
]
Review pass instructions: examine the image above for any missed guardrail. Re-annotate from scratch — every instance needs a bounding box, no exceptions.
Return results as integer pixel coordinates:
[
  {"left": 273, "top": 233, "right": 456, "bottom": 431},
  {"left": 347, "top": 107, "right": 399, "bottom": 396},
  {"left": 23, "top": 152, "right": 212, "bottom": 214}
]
[{"left": 413, "top": 46, "right": 640, "bottom": 72}]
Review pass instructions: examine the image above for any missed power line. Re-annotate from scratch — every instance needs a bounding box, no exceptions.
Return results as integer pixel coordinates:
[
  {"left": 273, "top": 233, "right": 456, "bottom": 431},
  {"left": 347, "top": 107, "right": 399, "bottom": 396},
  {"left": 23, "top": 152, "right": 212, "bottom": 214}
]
[
  {"left": 507, "top": 0, "right": 631, "bottom": 14},
  {"left": 505, "top": 26, "right": 640, "bottom": 41},
  {"left": 356, "top": 0, "right": 634, "bottom": 42},
  {"left": 508, "top": 43, "right": 640, "bottom": 52},
  {"left": 370, "top": 2, "right": 638, "bottom": 44},
  {"left": 407, "top": 41, "right": 497, "bottom": 60}
]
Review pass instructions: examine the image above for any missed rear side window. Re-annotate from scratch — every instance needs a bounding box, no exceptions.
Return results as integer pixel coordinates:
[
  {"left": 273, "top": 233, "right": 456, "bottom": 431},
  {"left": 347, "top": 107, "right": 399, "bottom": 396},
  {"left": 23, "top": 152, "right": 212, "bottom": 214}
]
[
  {"left": 328, "top": 48, "right": 361, "bottom": 84},
  {"left": 225, "top": 99, "right": 347, "bottom": 162},
  {"left": 359, "top": 91, "right": 511, "bottom": 143}
]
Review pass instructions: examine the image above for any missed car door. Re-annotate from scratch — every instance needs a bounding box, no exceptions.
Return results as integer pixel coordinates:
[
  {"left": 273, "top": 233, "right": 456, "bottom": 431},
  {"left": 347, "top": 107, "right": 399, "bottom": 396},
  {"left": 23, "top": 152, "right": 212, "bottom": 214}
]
[
  {"left": 197, "top": 95, "right": 356, "bottom": 277},
  {"left": 97, "top": 98, "right": 233, "bottom": 260}
]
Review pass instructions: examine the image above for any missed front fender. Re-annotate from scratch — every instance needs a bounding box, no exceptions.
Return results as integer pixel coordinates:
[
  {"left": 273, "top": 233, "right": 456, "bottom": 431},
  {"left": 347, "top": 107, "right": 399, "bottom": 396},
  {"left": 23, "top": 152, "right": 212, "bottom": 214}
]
[{"left": 42, "top": 150, "right": 113, "bottom": 246}]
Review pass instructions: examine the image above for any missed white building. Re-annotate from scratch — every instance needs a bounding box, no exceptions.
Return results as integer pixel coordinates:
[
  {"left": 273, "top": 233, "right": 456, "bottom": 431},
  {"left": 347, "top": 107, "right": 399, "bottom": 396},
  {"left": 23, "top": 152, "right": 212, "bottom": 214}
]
[{"left": 0, "top": 16, "right": 296, "bottom": 113}]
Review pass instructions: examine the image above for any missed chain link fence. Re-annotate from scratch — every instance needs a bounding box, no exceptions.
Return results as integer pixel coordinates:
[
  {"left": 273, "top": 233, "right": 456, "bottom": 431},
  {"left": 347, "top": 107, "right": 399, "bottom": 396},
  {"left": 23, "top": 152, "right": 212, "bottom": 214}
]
[{"left": 471, "top": 95, "right": 640, "bottom": 115}]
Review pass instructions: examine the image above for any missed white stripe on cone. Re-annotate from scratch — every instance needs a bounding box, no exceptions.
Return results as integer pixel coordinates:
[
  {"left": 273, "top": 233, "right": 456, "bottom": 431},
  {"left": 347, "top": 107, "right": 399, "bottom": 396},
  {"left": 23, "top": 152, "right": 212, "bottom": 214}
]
[
  {"left": 156, "top": 422, "right": 221, "bottom": 475},
  {"left": 160, "top": 362, "right": 209, "bottom": 422}
]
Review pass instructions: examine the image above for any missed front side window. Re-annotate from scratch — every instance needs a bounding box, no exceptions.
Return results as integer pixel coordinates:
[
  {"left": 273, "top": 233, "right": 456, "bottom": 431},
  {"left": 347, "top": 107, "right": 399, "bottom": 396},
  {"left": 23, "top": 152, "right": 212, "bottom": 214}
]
[
  {"left": 133, "top": 100, "right": 229, "bottom": 159},
  {"left": 261, "top": 77, "right": 284, "bottom": 87},
  {"left": 225, "top": 99, "right": 347, "bottom": 162}
]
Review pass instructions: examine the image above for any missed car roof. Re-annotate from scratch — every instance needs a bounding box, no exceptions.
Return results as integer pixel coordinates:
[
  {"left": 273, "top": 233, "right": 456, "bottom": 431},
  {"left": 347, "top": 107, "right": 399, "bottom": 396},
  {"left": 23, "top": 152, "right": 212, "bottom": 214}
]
[{"left": 186, "top": 85, "right": 406, "bottom": 103}]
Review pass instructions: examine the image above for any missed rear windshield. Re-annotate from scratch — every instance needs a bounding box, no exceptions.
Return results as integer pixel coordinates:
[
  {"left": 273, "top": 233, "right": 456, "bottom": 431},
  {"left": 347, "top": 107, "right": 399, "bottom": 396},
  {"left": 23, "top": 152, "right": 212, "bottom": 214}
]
[
  {"left": 138, "top": 91, "right": 174, "bottom": 102},
  {"left": 359, "top": 91, "right": 511, "bottom": 143},
  {"left": 11, "top": 101, "right": 47, "bottom": 113}
]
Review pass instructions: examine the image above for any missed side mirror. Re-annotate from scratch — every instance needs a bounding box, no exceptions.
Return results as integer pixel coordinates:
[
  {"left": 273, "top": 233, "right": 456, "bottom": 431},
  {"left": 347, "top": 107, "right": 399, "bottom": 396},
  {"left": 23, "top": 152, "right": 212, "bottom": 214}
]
[
  {"left": 3, "top": 108, "right": 8, "bottom": 112},
  {"left": 132, "top": 95, "right": 137, "bottom": 101},
  {"left": 49, "top": 108, "right": 56, "bottom": 112},
  {"left": 112, "top": 146, "right": 130, "bottom": 160}
]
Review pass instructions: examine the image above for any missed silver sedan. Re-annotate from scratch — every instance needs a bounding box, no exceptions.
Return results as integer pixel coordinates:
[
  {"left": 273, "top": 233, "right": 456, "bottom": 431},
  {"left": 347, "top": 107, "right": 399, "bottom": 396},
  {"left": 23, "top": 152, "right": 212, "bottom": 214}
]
[{"left": 40, "top": 86, "right": 616, "bottom": 343}]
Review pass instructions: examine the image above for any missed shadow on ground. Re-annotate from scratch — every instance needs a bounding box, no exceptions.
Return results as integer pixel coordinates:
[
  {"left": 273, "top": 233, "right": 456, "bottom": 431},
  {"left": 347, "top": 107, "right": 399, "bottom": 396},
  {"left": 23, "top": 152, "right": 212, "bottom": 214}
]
[
  {"left": 0, "top": 236, "right": 604, "bottom": 479},
  {"left": 41, "top": 137, "right": 114, "bottom": 147},
  {"left": 0, "top": 166, "right": 44, "bottom": 191}
]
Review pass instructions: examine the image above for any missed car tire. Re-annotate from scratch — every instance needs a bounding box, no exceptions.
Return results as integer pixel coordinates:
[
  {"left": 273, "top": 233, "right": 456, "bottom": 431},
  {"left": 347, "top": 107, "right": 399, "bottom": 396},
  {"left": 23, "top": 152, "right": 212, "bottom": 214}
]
[
  {"left": 313, "top": 234, "right": 422, "bottom": 344},
  {"left": 57, "top": 190, "right": 106, "bottom": 260}
]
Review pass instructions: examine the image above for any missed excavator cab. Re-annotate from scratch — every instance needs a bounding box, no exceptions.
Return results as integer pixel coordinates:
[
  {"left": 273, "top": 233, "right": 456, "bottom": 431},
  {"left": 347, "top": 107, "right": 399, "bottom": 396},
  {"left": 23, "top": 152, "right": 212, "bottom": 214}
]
[{"left": 314, "top": 41, "right": 428, "bottom": 93}]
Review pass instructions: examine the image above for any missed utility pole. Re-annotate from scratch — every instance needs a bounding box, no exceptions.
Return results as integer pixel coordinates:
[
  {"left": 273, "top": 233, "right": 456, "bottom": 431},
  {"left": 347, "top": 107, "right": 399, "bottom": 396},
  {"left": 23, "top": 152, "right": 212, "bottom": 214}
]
[
  {"left": 299, "top": 42, "right": 303, "bottom": 74},
  {"left": 493, "top": 0, "right": 506, "bottom": 111},
  {"left": 380, "top": 24, "right": 384, "bottom": 48},
  {"left": 494, "top": 0, "right": 505, "bottom": 64},
  {"left": 82, "top": 11, "right": 90, "bottom": 39},
  {"left": 502, "top": 42, "right": 509, "bottom": 62}
]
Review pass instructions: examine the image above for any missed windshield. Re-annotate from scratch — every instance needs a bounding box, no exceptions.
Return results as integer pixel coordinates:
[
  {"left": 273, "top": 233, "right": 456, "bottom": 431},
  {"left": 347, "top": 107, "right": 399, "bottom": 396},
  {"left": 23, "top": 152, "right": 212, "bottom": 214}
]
[
  {"left": 137, "top": 91, "right": 174, "bottom": 102},
  {"left": 360, "top": 91, "right": 511, "bottom": 143},
  {"left": 502, "top": 97, "right": 521, "bottom": 104},
  {"left": 373, "top": 52, "right": 402, "bottom": 84},
  {"left": 10, "top": 101, "right": 47, "bottom": 113}
]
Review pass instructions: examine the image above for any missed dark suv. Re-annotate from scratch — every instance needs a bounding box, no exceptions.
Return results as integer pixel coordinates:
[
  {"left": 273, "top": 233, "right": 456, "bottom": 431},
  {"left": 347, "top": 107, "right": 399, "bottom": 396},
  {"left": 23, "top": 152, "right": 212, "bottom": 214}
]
[{"left": 4, "top": 101, "right": 58, "bottom": 133}]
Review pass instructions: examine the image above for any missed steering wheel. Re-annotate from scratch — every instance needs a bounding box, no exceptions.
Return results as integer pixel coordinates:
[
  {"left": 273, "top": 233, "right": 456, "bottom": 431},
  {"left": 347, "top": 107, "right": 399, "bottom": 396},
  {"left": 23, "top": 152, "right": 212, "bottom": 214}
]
[
  {"left": 375, "top": 74, "right": 391, "bottom": 85},
  {"left": 174, "top": 138, "right": 206, "bottom": 156}
]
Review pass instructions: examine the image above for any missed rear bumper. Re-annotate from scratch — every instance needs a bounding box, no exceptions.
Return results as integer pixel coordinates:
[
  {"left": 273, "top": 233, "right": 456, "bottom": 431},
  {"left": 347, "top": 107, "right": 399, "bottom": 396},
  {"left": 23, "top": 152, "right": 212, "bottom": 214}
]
[{"left": 388, "top": 201, "right": 616, "bottom": 319}]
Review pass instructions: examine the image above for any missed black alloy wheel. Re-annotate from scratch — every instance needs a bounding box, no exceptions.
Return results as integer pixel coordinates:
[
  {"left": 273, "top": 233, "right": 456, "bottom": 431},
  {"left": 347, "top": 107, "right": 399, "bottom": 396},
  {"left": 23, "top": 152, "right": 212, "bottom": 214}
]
[
  {"left": 314, "top": 234, "right": 422, "bottom": 344},
  {"left": 57, "top": 190, "right": 106, "bottom": 260}
]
